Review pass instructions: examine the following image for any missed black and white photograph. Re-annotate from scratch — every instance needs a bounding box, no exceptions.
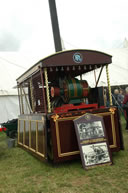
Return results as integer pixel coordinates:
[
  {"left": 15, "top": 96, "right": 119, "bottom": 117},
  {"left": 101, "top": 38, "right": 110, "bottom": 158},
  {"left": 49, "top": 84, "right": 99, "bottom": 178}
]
[
  {"left": 82, "top": 142, "right": 111, "bottom": 167},
  {"left": 77, "top": 121, "right": 105, "bottom": 140}
]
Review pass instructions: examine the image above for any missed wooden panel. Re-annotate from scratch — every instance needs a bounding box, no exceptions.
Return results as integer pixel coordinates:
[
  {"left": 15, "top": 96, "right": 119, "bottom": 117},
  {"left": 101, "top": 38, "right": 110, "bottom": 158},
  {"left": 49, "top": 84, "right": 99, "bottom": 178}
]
[
  {"left": 19, "top": 120, "right": 24, "bottom": 144},
  {"left": 103, "top": 115, "right": 113, "bottom": 145},
  {"left": 50, "top": 107, "right": 122, "bottom": 163},
  {"left": 18, "top": 114, "right": 47, "bottom": 160},
  {"left": 31, "top": 121, "right": 36, "bottom": 150},
  {"left": 58, "top": 120, "right": 78, "bottom": 153},
  {"left": 38, "top": 122, "right": 46, "bottom": 154},
  {"left": 42, "top": 50, "right": 112, "bottom": 67},
  {"left": 25, "top": 121, "right": 29, "bottom": 147}
]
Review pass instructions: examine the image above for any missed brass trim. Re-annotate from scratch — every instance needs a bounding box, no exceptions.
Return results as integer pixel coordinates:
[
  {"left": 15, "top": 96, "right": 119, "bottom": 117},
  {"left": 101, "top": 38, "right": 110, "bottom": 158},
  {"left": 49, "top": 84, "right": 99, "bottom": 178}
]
[
  {"left": 19, "top": 119, "right": 45, "bottom": 123},
  {"left": 109, "top": 107, "right": 116, "bottom": 114},
  {"left": 51, "top": 114, "right": 59, "bottom": 122},
  {"left": 110, "top": 113, "right": 117, "bottom": 148},
  {"left": 19, "top": 139, "right": 45, "bottom": 158},
  {"left": 18, "top": 142, "right": 22, "bottom": 146},
  {"left": 96, "top": 112, "right": 117, "bottom": 148},
  {"left": 55, "top": 117, "right": 80, "bottom": 157},
  {"left": 27, "top": 145, "right": 45, "bottom": 157},
  {"left": 54, "top": 111, "right": 117, "bottom": 158},
  {"left": 44, "top": 68, "right": 51, "bottom": 113},
  {"left": 36, "top": 151, "right": 45, "bottom": 158},
  {"left": 23, "top": 144, "right": 29, "bottom": 149},
  {"left": 29, "top": 147, "right": 36, "bottom": 152},
  {"left": 106, "top": 64, "right": 112, "bottom": 105},
  {"left": 81, "top": 138, "right": 106, "bottom": 144}
]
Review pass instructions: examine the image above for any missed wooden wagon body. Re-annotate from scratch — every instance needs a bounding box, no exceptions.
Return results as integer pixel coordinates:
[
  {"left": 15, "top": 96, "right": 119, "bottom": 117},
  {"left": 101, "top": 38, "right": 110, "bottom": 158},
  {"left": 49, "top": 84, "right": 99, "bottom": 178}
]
[{"left": 17, "top": 49, "right": 123, "bottom": 163}]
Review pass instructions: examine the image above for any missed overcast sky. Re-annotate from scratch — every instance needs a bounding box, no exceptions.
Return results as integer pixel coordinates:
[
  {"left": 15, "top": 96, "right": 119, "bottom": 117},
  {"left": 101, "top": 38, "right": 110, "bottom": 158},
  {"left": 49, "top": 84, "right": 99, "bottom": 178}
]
[{"left": 0, "top": 0, "right": 128, "bottom": 60}]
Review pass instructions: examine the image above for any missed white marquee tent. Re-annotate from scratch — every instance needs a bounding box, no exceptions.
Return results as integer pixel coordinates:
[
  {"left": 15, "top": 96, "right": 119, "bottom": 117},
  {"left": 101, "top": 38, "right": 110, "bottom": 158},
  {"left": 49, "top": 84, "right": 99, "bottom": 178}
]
[
  {"left": 0, "top": 90, "right": 19, "bottom": 124},
  {"left": 0, "top": 52, "right": 37, "bottom": 123},
  {"left": 83, "top": 39, "right": 128, "bottom": 87}
]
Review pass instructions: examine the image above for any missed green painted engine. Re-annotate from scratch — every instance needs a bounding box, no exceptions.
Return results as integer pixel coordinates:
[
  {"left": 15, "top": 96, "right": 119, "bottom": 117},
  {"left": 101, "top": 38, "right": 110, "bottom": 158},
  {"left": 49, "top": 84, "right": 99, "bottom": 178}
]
[{"left": 51, "top": 78, "right": 89, "bottom": 107}]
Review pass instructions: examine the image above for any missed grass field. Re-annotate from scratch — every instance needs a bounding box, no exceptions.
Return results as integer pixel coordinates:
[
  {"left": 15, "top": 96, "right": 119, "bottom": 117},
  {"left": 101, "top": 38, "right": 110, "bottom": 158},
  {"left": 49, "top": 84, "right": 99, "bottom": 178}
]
[{"left": 0, "top": 116, "right": 128, "bottom": 193}]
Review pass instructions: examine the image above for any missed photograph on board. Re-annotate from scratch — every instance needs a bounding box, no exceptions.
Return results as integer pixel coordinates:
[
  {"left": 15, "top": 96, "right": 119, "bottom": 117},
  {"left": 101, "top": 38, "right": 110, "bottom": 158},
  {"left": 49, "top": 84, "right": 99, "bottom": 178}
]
[
  {"left": 77, "top": 121, "right": 105, "bottom": 140},
  {"left": 82, "top": 142, "right": 111, "bottom": 167}
]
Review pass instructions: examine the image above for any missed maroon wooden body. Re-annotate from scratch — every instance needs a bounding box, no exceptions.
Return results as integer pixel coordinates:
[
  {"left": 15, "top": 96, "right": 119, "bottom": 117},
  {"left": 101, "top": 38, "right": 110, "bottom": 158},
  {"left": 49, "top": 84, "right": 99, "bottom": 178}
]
[
  {"left": 50, "top": 107, "right": 122, "bottom": 163},
  {"left": 17, "top": 50, "right": 124, "bottom": 163}
]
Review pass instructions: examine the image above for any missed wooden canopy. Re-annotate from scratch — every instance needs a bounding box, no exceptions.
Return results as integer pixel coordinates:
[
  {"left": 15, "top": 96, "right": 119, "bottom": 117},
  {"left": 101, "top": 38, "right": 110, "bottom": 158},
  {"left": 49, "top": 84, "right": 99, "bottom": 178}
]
[{"left": 17, "top": 49, "right": 112, "bottom": 84}]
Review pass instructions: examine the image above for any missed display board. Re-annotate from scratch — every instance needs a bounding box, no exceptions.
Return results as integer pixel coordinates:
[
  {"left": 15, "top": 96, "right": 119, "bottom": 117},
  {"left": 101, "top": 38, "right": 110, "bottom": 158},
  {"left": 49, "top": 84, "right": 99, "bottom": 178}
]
[{"left": 73, "top": 113, "right": 112, "bottom": 169}]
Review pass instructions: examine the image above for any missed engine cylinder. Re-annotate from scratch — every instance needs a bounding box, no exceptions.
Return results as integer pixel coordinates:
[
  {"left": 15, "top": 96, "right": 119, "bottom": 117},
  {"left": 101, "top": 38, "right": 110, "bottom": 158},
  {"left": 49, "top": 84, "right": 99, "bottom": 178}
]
[
  {"left": 63, "top": 78, "right": 89, "bottom": 102},
  {"left": 51, "top": 78, "right": 89, "bottom": 103}
]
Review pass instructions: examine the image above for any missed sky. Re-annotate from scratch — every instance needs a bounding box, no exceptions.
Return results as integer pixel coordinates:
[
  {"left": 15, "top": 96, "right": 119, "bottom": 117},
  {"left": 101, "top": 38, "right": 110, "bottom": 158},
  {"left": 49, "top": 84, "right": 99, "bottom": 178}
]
[
  {"left": 0, "top": 0, "right": 128, "bottom": 61},
  {"left": 0, "top": 0, "right": 128, "bottom": 90}
]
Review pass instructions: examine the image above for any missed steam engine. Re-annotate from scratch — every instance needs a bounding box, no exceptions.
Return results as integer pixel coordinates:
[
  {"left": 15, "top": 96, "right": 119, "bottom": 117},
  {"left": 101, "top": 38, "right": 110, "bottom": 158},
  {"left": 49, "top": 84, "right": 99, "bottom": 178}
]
[{"left": 51, "top": 77, "right": 89, "bottom": 106}]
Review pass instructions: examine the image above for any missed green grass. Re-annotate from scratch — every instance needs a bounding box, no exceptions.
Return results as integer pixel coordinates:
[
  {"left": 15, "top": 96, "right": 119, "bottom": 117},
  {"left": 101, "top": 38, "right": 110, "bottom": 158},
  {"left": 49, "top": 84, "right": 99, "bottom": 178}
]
[{"left": 0, "top": 116, "right": 128, "bottom": 193}]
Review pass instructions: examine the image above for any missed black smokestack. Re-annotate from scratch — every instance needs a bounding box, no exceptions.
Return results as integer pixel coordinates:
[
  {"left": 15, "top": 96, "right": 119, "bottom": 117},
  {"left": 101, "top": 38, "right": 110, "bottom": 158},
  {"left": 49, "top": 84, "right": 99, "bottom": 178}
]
[{"left": 48, "top": 0, "right": 62, "bottom": 52}]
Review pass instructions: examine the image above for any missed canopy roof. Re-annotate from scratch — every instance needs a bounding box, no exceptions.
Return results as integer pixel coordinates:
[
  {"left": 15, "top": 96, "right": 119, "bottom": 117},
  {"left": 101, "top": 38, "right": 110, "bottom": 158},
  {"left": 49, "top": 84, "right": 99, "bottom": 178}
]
[{"left": 17, "top": 49, "right": 112, "bottom": 84}]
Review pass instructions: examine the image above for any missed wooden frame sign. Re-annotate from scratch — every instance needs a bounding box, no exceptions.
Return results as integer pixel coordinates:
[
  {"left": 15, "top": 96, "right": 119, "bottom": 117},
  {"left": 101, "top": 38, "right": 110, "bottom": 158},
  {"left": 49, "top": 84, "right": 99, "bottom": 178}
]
[{"left": 73, "top": 113, "right": 112, "bottom": 169}]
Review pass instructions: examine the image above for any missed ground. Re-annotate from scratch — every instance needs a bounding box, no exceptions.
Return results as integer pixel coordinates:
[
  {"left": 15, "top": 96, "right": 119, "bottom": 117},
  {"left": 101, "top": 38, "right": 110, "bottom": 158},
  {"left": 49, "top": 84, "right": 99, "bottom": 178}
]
[{"left": 0, "top": 116, "right": 128, "bottom": 193}]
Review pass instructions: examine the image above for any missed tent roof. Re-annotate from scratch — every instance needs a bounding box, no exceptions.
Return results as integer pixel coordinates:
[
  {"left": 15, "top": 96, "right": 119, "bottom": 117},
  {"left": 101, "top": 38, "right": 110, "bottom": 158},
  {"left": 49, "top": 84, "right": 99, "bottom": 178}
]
[
  {"left": 0, "top": 52, "right": 39, "bottom": 93},
  {"left": 0, "top": 89, "right": 18, "bottom": 96},
  {"left": 84, "top": 39, "right": 128, "bottom": 87}
]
